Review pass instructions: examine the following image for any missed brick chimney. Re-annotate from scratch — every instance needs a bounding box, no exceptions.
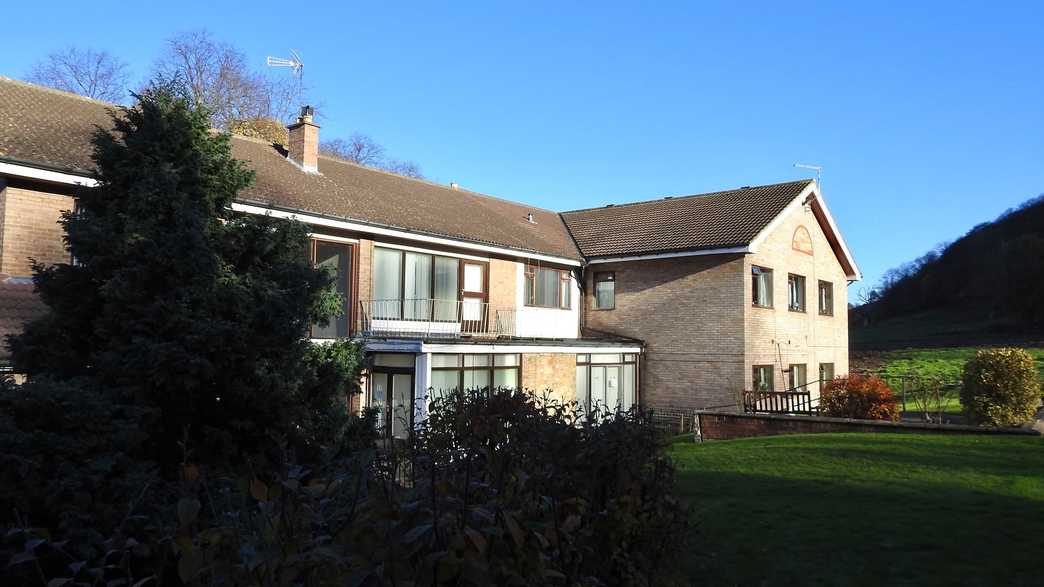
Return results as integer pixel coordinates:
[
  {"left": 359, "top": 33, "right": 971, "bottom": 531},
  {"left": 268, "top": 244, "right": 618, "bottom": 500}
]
[{"left": 287, "top": 105, "right": 319, "bottom": 173}]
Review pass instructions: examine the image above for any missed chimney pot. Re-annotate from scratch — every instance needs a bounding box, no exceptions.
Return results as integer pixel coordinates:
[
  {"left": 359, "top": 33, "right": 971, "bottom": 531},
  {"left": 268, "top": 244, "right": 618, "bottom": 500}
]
[{"left": 287, "top": 105, "right": 320, "bottom": 173}]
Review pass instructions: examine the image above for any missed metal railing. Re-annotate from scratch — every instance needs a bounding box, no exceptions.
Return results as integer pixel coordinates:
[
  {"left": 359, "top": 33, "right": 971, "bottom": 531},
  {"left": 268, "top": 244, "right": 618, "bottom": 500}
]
[
  {"left": 742, "top": 388, "right": 818, "bottom": 416},
  {"left": 359, "top": 298, "right": 516, "bottom": 338}
]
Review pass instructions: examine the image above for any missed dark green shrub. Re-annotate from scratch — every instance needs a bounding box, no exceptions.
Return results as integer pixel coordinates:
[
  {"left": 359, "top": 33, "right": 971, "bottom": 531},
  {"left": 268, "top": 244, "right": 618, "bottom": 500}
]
[
  {"left": 961, "top": 348, "right": 1041, "bottom": 426},
  {"left": 4, "top": 389, "right": 688, "bottom": 586},
  {"left": 0, "top": 377, "right": 162, "bottom": 562},
  {"left": 820, "top": 374, "right": 900, "bottom": 421}
]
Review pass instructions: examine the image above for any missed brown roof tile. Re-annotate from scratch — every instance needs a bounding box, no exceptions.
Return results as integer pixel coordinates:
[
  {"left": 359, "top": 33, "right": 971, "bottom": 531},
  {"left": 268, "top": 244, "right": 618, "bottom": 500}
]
[
  {"left": 560, "top": 180, "right": 813, "bottom": 258},
  {"left": 0, "top": 77, "right": 580, "bottom": 260}
]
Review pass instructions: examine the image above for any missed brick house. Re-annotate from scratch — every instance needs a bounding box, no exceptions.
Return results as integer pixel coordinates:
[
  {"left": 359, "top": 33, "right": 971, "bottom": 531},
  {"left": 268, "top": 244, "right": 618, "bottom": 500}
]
[{"left": 0, "top": 76, "right": 859, "bottom": 424}]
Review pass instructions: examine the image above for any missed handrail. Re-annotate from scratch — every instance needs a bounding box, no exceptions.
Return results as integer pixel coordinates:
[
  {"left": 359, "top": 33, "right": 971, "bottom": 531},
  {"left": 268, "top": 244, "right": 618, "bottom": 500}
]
[{"left": 359, "top": 298, "right": 516, "bottom": 338}]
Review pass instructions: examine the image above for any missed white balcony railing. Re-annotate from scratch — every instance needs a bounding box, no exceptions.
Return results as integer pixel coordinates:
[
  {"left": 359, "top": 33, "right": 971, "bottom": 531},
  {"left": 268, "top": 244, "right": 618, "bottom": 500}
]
[{"left": 359, "top": 298, "right": 516, "bottom": 339}]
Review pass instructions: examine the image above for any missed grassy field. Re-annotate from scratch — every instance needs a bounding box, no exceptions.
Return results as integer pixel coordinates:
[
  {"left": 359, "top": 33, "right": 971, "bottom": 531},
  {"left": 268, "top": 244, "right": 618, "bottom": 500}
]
[
  {"left": 851, "top": 346, "right": 1044, "bottom": 417},
  {"left": 671, "top": 433, "right": 1044, "bottom": 585}
]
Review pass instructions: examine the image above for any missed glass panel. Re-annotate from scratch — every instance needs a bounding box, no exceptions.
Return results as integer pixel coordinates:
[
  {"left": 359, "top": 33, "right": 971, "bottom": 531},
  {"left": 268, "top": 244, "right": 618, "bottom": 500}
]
[
  {"left": 622, "top": 364, "right": 635, "bottom": 410},
  {"left": 590, "top": 354, "right": 623, "bottom": 364},
  {"left": 575, "top": 366, "right": 589, "bottom": 412},
  {"left": 604, "top": 366, "right": 620, "bottom": 410},
  {"left": 560, "top": 274, "right": 571, "bottom": 308},
  {"left": 431, "top": 353, "right": 462, "bottom": 368},
  {"left": 463, "top": 369, "right": 490, "bottom": 391},
  {"left": 373, "top": 248, "right": 402, "bottom": 319},
  {"left": 371, "top": 373, "right": 388, "bottom": 432},
  {"left": 313, "top": 241, "right": 351, "bottom": 338},
  {"left": 391, "top": 374, "right": 412, "bottom": 439},
  {"left": 462, "top": 298, "right": 481, "bottom": 321},
  {"left": 624, "top": 354, "right": 636, "bottom": 362},
  {"left": 753, "top": 268, "right": 773, "bottom": 307},
  {"left": 463, "top": 263, "right": 484, "bottom": 292},
  {"left": 429, "top": 370, "right": 460, "bottom": 399},
  {"left": 595, "top": 280, "right": 614, "bottom": 309},
  {"left": 403, "top": 252, "right": 432, "bottom": 320},
  {"left": 591, "top": 366, "right": 606, "bottom": 407},
  {"left": 433, "top": 257, "right": 459, "bottom": 321},
  {"left": 494, "top": 354, "right": 520, "bottom": 367},
  {"left": 493, "top": 368, "right": 518, "bottom": 389},
  {"left": 539, "top": 268, "right": 558, "bottom": 307},
  {"left": 373, "top": 353, "right": 415, "bottom": 368},
  {"left": 464, "top": 354, "right": 491, "bottom": 367}
]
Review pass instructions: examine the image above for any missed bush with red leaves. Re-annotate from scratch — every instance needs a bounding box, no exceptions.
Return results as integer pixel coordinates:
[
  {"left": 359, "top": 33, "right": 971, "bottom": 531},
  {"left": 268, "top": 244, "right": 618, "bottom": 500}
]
[{"left": 820, "top": 374, "right": 900, "bottom": 421}]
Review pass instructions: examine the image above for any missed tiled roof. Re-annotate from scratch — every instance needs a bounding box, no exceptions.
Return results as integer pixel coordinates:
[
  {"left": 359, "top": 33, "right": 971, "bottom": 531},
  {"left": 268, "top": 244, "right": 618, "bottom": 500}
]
[
  {"left": 0, "top": 76, "right": 581, "bottom": 260},
  {"left": 560, "top": 180, "right": 813, "bottom": 258},
  {"left": 0, "top": 275, "right": 45, "bottom": 362}
]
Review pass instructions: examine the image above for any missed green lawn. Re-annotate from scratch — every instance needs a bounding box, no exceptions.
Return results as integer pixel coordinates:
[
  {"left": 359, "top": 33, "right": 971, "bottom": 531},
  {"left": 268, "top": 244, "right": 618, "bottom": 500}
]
[
  {"left": 871, "top": 347, "right": 1044, "bottom": 381},
  {"left": 671, "top": 433, "right": 1044, "bottom": 585},
  {"left": 853, "top": 346, "right": 1044, "bottom": 418}
]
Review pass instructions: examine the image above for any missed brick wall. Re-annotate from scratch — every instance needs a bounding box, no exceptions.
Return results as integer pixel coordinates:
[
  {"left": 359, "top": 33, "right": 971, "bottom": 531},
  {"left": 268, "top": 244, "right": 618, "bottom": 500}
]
[
  {"left": 522, "top": 352, "right": 576, "bottom": 403},
  {"left": 488, "top": 258, "right": 517, "bottom": 312},
  {"left": 355, "top": 238, "right": 373, "bottom": 332},
  {"left": 584, "top": 255, "right": 746, "bottom": 410},
  {"left": 744, "top": 201, "right": 850, "bottom": 396},
  {"left": 0, "top": 183, "right": 73, "bottom": 276},
  {"left": 696, "top": 411, "right": 1039, "bottom": 440}
]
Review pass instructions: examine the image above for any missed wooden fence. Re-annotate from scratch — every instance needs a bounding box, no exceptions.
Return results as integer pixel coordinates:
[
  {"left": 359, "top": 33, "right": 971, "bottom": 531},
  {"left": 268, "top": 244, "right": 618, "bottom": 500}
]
[{"left": 742, "top": 389, "right": 817, "bottom": 416}]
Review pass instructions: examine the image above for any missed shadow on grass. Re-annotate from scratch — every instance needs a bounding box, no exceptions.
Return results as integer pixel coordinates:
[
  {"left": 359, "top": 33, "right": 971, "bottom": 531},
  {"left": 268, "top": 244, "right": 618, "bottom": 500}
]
[{"left": 675, "top": 439, "right": 1044, "bottom": 585}]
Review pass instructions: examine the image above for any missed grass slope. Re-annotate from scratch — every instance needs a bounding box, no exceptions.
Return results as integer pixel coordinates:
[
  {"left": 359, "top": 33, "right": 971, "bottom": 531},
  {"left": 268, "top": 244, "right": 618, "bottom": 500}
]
[{"left": 671, "top": 433, "right": 1044, "bottom": 585}]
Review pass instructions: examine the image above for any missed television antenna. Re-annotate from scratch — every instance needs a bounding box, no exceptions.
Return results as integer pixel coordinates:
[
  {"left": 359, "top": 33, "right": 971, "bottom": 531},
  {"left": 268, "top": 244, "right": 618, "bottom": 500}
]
[
  {"left": 794, "top": 163, "right": 822, "bottom": 192},
  {"left": 266, "top": 49, "right": 304, "bottom": 78}
]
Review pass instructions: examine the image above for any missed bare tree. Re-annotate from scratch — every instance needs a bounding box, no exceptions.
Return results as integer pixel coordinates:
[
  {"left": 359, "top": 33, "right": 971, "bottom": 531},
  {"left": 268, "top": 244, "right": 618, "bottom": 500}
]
[
  {"left": 27, "top": 47, "right": 130, "bottom": 102},
  {"left": 152, "top": 30, "right": 300, "bottom": 128},
  {"left": 321, "top": 135, "right": 424, "bottom": 179},
  {"left": 383, "top": 158, "right": 424, "bottom": 179},
  {"left": 320, "top": 134, "right": 386, "bottom": 167}
]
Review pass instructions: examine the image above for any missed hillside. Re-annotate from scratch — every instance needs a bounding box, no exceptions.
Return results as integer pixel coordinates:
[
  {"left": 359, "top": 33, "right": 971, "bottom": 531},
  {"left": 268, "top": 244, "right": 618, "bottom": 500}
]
[{"left": 851, "top": 193, "right": 1044, "bottom": 349}]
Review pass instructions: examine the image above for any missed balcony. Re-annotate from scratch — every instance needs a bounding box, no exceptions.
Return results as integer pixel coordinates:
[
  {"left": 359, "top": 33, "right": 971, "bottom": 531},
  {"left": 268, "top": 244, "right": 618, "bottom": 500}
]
[{"left": 358, "top": 298, "right": 516, "bottom": 339}]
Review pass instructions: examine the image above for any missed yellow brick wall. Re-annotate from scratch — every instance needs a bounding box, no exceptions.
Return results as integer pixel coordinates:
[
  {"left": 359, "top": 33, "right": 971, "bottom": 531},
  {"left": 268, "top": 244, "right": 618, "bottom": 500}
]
[
  {"left": 744, "top": 202, "right": 850, "bottom": 396},
  {"left": 0, "top": 184, "right": 73, "bottom": 276},
  {"left": 522, "top": 353, "right": 577, "bottom": 403},
  {"left": 488, "top": 258, "right": 517, "bottom": 311}
]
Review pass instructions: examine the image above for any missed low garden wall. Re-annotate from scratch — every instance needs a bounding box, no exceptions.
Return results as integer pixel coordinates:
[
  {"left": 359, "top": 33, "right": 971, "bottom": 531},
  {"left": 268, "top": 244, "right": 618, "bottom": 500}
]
[{"left": 695, "top": 410, "right": 1040, "bottom": 441}]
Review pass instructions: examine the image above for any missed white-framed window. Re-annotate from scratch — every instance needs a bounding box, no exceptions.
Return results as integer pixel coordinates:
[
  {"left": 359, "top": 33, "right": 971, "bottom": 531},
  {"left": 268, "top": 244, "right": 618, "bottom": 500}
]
[
  {"left": 525, "top": 266, "right": 571, "bottom": 309},
  {"left": 818, "top": 280, "right": 834, "bottom": 316},
  {"left": 576, "top": 354, "right": 637, "bottom": 412},
  {"left": 788, "top": 273, "right": 806, "bottom": 312},
  {"left": 788, "top": 364, "right": 807, "bottom": 391},
  {"left": 752, "top": 266, "right": 773, "bottom": 308},
  {"left": 819, "top": 363, "right": 835, "bottom": 383},
  {"left": 594, "top": 272, "right": 615, "bottom": 309},
  {"left": 429, "top": 353, "right": 521, "bottom": 398},
  {"left": 752, "top": 365, "right": 774, "bottom": 391}
]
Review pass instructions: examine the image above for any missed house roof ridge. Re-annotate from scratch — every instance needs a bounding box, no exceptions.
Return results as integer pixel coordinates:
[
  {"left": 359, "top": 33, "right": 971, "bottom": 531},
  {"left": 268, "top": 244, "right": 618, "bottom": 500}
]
[
  {"left": 560, "top": 179, "right": 814, "bottom": 214},
  {"left": 0, "top": 76, "right": 119, "bottom": 107}
]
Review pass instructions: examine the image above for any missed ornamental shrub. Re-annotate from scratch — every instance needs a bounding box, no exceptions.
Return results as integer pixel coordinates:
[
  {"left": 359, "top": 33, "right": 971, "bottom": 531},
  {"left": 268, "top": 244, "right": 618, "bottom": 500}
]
[
  {"left": 3, "top": 389, "right": 690, "bottom": 586},
  {"left": 960, "top": 348, "right": 1041, "bottom": 427},
  {"left": 820, "top": 374, "right": 900, "bottom": 421}
]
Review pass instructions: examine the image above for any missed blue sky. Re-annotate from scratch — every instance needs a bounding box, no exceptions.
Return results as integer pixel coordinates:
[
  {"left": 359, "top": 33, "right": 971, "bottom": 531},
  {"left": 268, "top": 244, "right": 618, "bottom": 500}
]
[{"left": 3, "top": 1, "right": 1042, "bottom": 293}]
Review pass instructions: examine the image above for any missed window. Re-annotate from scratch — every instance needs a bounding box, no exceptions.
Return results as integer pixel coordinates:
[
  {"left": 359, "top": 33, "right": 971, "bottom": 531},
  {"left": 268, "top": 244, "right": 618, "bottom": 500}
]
[
  {"left": 752, "top": 266, "right": 773, "bottom": 308},
  {"left": 372, "top": 247, "right": 462, "bottom": 320},
  {"left": 818, "top": 280, "right": 834, "bottom": 316},
  {"left": 429, "top": 353, "right": 521, "bottom": 398},
  {"left": 788, "top": 273, "right": 806, "bottom": 312},
  {"left": 525, "top": 266, "right": 571, "bottom": 309},
  {"left": 752, "top": 365, "right": 774, "bottom": 391},
  {"left": 576, "top": 354, "right": 637, "bottom": 412},
  {"left": 594, "top": 272, "right": 615, "bottom": 309},
  {"left": 819, "top": 363, "right": 835, "bottom": 383},
  {"left": 788, "top": 364, "right": 807, "bottom": 391},
  {"left": 312, "top": 240, "right": 352, "bottom": 338}
]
